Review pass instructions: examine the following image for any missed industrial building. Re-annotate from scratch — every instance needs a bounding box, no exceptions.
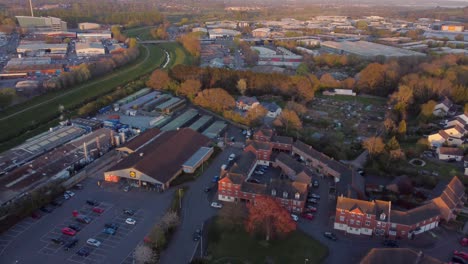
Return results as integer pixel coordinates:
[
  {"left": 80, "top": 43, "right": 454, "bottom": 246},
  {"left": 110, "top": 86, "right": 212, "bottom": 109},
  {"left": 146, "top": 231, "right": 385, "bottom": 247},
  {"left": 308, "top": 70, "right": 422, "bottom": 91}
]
[
  {"left": 161, "top": 109, "right": 199, "bottom": 131},
  {"left": 182, "top": 147, "right": 214, "bottom": 173},
  {"left": 208, "top": 28, "right": 241, "bottom": 39},
  {"left": 321, "top": 40, "right": 426, "bottom": 58},
  {"left": 441, "top": 24, "right": 464, "bottom": 32},
  {"left": 202, "top": 121, "right": 227, "bottom": 139},
  {"left": 189, "top": 115, "right": 213, "bottom": 132},
  {"left": 78, "top": 22, "right": 101, "bottom": 30},
  {"left": 155, "top": 97, "right": 186, "bottom": 114},
  {"left": 16, "top": 43, "right": 68, "bottom": 57},
  {"left": 3, "top": 57, "right": 70, "bottom": 75},
  {"left": 104, "top": 128, "right": 211, "bottom": 190},
  {"left": 251, "top": 46, "right": 303, "bottom": 68},
  {"left": 16, "top": 16, "right": 67, "bottom": 32},
  {"left": 76, "top": 42, "right": 106, "bottom": 56},
  {"left": 120, "top": 91, "right": 160, "bottom": 111},
  {"left": 252, "top": 28, "right": 271, "bottom": 38},
  {"left": 77, "top": 32, "right": 112, "bottom": 41},
  {"left": 71, "top": 118, "right": 102, "bottom": 132}
]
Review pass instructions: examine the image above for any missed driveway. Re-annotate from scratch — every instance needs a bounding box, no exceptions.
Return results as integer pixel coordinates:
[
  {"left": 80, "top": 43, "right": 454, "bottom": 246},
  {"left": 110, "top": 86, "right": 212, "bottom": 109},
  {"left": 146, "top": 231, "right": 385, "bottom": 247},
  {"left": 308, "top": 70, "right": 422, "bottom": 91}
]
[{"left": 160, "top": 146, "right": 244, "bottom": 264}]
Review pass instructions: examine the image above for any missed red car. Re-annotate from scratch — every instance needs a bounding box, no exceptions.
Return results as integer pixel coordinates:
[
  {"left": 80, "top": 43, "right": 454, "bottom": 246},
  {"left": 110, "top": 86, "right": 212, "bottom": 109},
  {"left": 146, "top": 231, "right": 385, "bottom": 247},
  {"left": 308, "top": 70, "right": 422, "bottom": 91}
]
[
  {"left": 302, "top": 213, "right": 314, "bottom": 220},
  {"left": 461, "top": 238, "right": 468, "bottom": 247},
  {"left": 305, "top": 207, "right": 317, "bottom": 213},
  {"left": 454, "top": 251, "right": 468, "bottom": 260},
  {"left": 92, "top": 207, "right": 104, "bottom": 214},
  {"left": 31, "top": 211, "right": 42, "bottom": 220},
  {"left": 62, "top": 227, "right": 77, "bottom": 236}
]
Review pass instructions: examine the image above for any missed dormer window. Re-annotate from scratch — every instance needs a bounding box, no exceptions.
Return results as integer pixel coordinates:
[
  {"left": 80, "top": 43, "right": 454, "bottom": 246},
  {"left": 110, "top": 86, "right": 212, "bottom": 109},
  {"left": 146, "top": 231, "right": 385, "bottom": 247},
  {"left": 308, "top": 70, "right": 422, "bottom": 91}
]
[
  {"left": 271, "top": 189, "right": 276, "bottom": 196},
  {"left": 295, "top": 192, "right": 300, "bottom": 200},
  {"left": 283, "top": 191, "right": 288, "bottom": 199}
]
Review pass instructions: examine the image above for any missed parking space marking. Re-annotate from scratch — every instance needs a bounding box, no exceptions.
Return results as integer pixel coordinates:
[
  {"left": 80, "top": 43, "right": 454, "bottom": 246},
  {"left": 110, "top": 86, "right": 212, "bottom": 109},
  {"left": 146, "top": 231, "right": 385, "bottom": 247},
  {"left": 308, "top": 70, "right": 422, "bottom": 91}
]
[{"left": 0, "top": 214, "right": 42, "bottom": 256}]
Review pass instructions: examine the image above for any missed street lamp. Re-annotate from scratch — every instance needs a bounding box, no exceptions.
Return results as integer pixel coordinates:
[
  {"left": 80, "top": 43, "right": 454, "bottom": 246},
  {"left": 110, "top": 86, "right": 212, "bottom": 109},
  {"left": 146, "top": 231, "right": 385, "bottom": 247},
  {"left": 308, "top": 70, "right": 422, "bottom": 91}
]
[{"left": 304, "top": 258, "right": 309, "bottom": 264}]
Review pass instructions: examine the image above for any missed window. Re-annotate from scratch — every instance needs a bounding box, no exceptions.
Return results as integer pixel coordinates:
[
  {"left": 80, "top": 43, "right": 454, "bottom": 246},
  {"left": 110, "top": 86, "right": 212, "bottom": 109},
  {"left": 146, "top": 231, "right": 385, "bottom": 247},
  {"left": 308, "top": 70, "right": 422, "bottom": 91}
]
[
  {"left": 356, "top": 220, "right": 361, "bottom": 225},
  {"left": 341, "top": 209, "right": 345, "bottom": 214},
  {"left": 366, "top": 214, "right": 371, "bottom": 218},
  {"left": 350, "top": 219, "right": 355, "bottom": 225},
  {"left": 391, "top": 223, "right": 396, "bottom": 228},
  {"left": 271, "top": 189, "right": 276, "bottom": 196},
  {"left": 365, "top": 221, "right": 370, "bottom": 226},
  {"left": 340, "top": 216, "right": 345, "bottom": 222}
]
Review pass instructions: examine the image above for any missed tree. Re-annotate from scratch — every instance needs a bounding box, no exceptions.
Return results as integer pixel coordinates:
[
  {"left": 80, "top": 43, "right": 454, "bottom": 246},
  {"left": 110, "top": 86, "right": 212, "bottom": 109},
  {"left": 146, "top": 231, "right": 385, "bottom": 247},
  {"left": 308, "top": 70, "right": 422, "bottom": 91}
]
[
  {"left": 193, "top": 88, "right": 235, "bottom": 113},
  {"left": 341, "top": 77, "right": 356, "bottom": 90},
  {"left": 178, "top": 79, "right": 201, "bottom": 100},
  {"left": 237, "top": 78, "right": 247, "bottom": 95},
  {"left": 320, "top": 73, "right": 340, "bottom": 89},
  {"left": 383, "top": 118, "right": 396, "bottom": 133},
  {"left": 419, "top": 100, "right": 437, "bottom": 121},
  {"left": 177, "top": 33, "right": 200, "bottom": 57},
  {"left": 357, "top": 63, "right": 386, "bottom": 93},
  {"left": 245, "top": 105, "right": 267, "bottom": 126},
  {"left": 385, "top": 136, "right": 400, "bottom": 152},
  {"left": 398, "top": 120, "right": 407, "bottom": 135},
  {"left": 0, "top": 88, "right": 16, "bottom": 109},
  {"left": 245, "top": 197, "right": 296, "bottom": 241},
  {"left": 362, "top": 136, "right": 385, "bottom": 158},
  {"left": 273, "top": 109, "right": 302, "bottom": 132},
  {"left": 218, "top": 203, "right": 247, "bottom": 230},
  {"left": 296, "top": 63, "right": 310, "bottom": 76},
  {"left": 285, "top": 101, "right": 307, "bottom": 116},
  {"left": 391, "top": 85, "right": 414, "bottom": 116},
  {"left": 355, "top": 20, "right": 369, "bottom": 30},
  {"left": 147, "top": 70, "right": 171, "bottom": 90},
  {"left": 134, "top": 244, "right": 154, "bottom": 264}
]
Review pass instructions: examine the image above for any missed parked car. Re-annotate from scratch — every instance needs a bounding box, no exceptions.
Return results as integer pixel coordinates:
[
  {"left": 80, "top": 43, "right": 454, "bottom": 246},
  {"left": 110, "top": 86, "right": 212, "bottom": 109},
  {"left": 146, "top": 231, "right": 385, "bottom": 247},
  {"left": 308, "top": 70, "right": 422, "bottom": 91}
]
[
  {"left": 73, "top": 184, "right": 84, "bottom": 190},
  {"left": 461, "top": 238, "right": 468, "bottom": 247},
  {"left": 92, "top": 207, "right": 104, "bottom": 214},
  {"left": 31, "top": 211, "right": 42, "bottom": 219},
  {"left": 382, "top": 240, "right": 398, "bottom": 248},
  {"left": 254, "top": 170, "right": 264, "bottom": 175},
  {"left": 313, "top": 180, "right": 319, "bottom": 188},
  {"left": 454, "top": 251, "right": 468, "bottom": 260},
  {"left": 123, "top": 209, "right": 135, "bottom": 216},
  {"left": 193, "top": 229, "right": 201, "bottom": 241},
  {"left": 123, "top": 186, "right": 131, "bottom": 192},
  {"left": 51, "top": 237, "right": 65, "bottom": 245},
  {"left": 291, "top": 214, "right": 299, "bottom": 222},
  {"left": 75, "top": 215, "right": 91, "bottom": 224},
  {"left": 102, "top": 227, "right": 116, "bottom": 235},
  {"left": 64, "top": 193, "right": 71, "bottom": 200},
  {"left": 211, "top": 202, "right": 222, "bottom": 209},
  {"left": 86, "top": 200, "right": 99, "bottom": 206},
  {"left": 40, "top": 206, "right": 53, "bottom": 213},
  {"left": 323, "top": 232, "right": 337, "bottom": 241},
  {"left": 65, "top": 190, "right": 75, "bottom": 197},
  {"left": 76, "top": 247, "right": 90, "bottom": 256},
  {"left": 211, "top": 175, "right": 220, "bottom": 183},
  {"left": 62, "top": 227, "right": 77, "bottom": 236},
  {"left": 86, "top": 238, "right": 101, "bottom": 247},
  {"left": 302, "top": 213, "right": 314, "bottom": 220},
  {"left": 309, "top": 193, "right": 320, "bottom": 199},
  {"left": 104, "top": 223, "right": 120, "bottom": 230},
  {"left": 68, "top": 224, "right": 81, "bottom": 232},
  {"left": 307, "top": 198, "right": 318, "bottom": 204},
  {"left": 228, "top": 154, "right": 236, "bottom": 161},
  {"left": 125, "top": 218, "right": 136, "bottom": 225},
  {"left": 64, "top": 238, "right": 79, "bottom": 251},
  {"left": 305, "top": 206, "right": 317, "bottom": 213}
]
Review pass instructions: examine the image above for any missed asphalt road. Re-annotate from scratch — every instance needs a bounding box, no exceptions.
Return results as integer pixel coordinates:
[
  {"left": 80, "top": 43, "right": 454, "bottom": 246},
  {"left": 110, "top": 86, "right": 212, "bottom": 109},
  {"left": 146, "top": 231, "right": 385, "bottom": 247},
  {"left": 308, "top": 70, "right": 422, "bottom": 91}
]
[
  {"left": 160, "top": 146, "right": 244, "bottom": 264},
  {"left": 0, "top": 176, "right": 173, "bottom": 264}
]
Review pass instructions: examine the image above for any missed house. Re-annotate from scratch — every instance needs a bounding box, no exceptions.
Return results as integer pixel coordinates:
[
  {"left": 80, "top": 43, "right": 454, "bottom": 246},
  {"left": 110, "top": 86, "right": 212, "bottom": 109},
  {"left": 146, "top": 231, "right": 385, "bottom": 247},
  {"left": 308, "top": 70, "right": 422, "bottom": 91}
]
[
  {"left": 236, "top": 96, "right": 259, "bottom": 110},
  {"left": 334, "top": 176, "right": 466, "bottom": 239},
  {"left": 244, "top": 141, "right": 273, "bottom": 165},
  {"left": 447, "top": 113, "right": 468, "bottom": 131},
  {"left": 433, "top": 97, "right": 453, "bottom": 117},
  {"left": 437, "top": 147, "right": 464, "bottom": 161},
  {"left": 253, "top": 127, "right": 274, "bottom": 142},
  {"left": 261, "top": 102, "right": 282, "bottom": 118},
  {"left": 360, "top": 248, "right": 444, "bottom": 264},
  {"left": 427, "top": 129, "right": 464, "bottom": 147},
  {"left": 274, "top": 152, "right": 313, "bottom": 185}
]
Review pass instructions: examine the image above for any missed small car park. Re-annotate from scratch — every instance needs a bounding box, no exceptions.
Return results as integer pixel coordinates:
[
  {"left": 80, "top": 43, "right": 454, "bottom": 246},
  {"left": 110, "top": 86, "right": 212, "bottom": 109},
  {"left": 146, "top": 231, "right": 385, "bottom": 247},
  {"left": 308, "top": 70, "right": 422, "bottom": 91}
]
[
  {"left": 211, "top": 202, "right": 222, "bottom": 209},
  {"left": 76, "top": 247, "right": 90, "bottom": 256},
  {"left": 323, "top": 232, "right": 337, "bottom": 241},
  {"left": 86, "top": 238, "right": 101, "bottom": 247},
  {"left": 125, "top": 218, "right": 136, "bottom": 225},
  {"left": 62, "top": 227, "right": 77, "bottom": 236}
]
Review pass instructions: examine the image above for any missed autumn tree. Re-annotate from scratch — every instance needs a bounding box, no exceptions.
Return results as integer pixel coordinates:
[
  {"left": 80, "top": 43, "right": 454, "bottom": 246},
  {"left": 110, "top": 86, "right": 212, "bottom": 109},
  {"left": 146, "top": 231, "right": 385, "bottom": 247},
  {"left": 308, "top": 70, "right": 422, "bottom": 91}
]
[
  {"left": 320, "top": 73, "right": 340, "bottom": 89},
  {"left": 385, "top": 136, "right": 400, "bottom": 152},
  {"left": 341, "top": 77, "right": 356, "bottom": 90},
  {"left": 147, "top": 69, "right": 171, "bottom": 90},
  {"left": 391, "top": 85, "right": 414, "bottom": 117},
  {"left": 193, "top": 88, "right": 235, "bottom": 113},
  {"left": 245, "top": 105, "right": 267, "bottom": 126},
  {"left": 383, "top": 117, "right": 396, "bottom": 134},
  {"left": 398, "top": 120, "right": 407, "bottom": 136},
  {"left": 419, "top": 100, "right": 437, "bottom": 121},
  {"left": 286, "top": 101, "right": 307, "bottom": 117},
  {"left": 237, "top": 78, "right": 247, "bottom": 95},
  {"left": 273, "top": 109, "right": 302, "bottom": 132},
  {"left": 178, "top": 79, "right": 201, "bottom": 100},
  {"left": 362, "top": 136, "right": 385, "bottom": 158},
  {"left": 177, "top": 33, "right": 200, "bottom": 57},
  {"left": 245, "top": 196, "right": 296, "bottom": 241}
]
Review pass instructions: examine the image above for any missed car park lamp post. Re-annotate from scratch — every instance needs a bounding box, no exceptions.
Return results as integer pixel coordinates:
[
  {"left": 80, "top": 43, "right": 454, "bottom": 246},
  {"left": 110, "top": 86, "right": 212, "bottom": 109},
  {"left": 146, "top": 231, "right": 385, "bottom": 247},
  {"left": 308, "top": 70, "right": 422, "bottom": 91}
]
[{"left": 305, "top": 258, "right": 309, "bottom": 264}]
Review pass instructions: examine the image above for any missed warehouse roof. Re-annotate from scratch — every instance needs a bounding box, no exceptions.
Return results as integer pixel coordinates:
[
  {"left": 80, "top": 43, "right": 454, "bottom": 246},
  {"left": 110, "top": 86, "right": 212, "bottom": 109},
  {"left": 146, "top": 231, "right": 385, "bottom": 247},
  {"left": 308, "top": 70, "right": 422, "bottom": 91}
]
[
  {"left": 116, "top": 128, "right": 161, "bottom": 153},
  {"left": 183, "top": 147, "right": 213, "bottom": 168},
  {"left": 321, "top": 40, "right": 426, "bottom": 58},
  {"left": 161, "top": 108, "right": 198, "bottom": 131},
  {"left": 107, "top": 128, "right": 211, "bottom": 184},
  {"left": 202, "top": 121, "right": 227, "bottom": 139}
]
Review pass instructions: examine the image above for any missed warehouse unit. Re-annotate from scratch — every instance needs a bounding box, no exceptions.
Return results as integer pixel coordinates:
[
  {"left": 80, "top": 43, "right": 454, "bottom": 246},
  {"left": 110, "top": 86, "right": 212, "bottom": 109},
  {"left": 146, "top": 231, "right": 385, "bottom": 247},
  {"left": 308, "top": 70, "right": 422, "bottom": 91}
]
[
  {"left": 16, "top": 16, "right": 67, "bottom": 31},
  {"left": 77, "top": 32, "right": 112, "bottom": 41},
  {"left": 17, "top": 43, "right": 68, "bottom": 56},
  {"left": 161, "top": 109, "right": 199, "bottom": 131},
  {"left": 78, "top": 22, "right": 101, "bottom": 30},
  {"left": 202, "top": 121, "right": 227, "bottom": 139},
  {"left": 120, "top": 91, "right": 160, "bottom": 111},
  {"left": 116, "top": 88, "right": 151, "bottom": 106},
  {"left": 155, "top": 97, "right": 186, "bottom": 114},
  {"left": 182, "top": 147, "right": 214, "bottom": 173},
  {"left": 321, "top": 40, "right": 426, "bottom": 58},
  {"left": 142, "top": 94, "right": 171, "bottom": 111},
  {"left": 76, "top": 42, "right": 106, "bottom": 56},
  {"left": 189, "top": 115, "right": 214, "bottom": 132}
]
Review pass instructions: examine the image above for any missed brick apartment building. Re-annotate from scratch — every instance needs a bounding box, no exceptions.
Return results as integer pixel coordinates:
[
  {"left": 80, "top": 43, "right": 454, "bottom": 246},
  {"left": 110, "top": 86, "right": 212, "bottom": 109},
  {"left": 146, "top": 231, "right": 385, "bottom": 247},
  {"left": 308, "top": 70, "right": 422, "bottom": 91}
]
[{"left": 334, "top": 176, "right": 466, "bottom": 239}]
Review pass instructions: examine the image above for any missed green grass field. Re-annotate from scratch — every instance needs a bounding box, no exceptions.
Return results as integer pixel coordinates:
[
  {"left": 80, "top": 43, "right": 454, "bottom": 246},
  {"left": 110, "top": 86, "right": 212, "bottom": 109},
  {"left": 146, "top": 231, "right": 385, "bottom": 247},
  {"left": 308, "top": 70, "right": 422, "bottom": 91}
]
[
  {"left": 0, "top": 44, "right": 165, "bottom": 151},
  {"left": 158, "top": 42, "right": 195, "bottom": 68},
  {"left": 207, "top": 220, "right": 328, "bottom": 264},
  {"left": 124, "top": 26, "right": 157, "bottom": 41}
]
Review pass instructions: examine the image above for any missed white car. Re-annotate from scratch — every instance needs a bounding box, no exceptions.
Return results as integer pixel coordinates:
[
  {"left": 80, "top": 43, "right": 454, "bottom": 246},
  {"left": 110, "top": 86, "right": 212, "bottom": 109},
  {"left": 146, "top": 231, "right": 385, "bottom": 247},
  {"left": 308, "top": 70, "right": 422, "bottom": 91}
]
[
  {"left": 228, "top": 154, "right": 235, "bottom": 161},
  {"left": 211, "top": 202, "right": 222, "bottom": 209},
  {"left": 125, "top": 218, "right": 136, "bottom": 225},
  {"left": 86, "top": 238, "right": 101, "bottom": 247},
  {"left": 65, "top": 190, "right": 75, "bottom": 197},
  {"left": 63, "top": 193, "right": 70, "bottom": 200},
  {"left": 291, "top": 214, "right": 299, "bottom": 222}
]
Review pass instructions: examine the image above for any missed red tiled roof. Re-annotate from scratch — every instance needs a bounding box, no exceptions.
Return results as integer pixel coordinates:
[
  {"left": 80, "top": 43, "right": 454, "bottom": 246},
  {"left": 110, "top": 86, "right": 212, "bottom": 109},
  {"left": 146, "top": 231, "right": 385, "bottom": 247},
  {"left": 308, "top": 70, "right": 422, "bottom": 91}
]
[{"left": 438, "top": 147, "right": 463, "bottom": 156}]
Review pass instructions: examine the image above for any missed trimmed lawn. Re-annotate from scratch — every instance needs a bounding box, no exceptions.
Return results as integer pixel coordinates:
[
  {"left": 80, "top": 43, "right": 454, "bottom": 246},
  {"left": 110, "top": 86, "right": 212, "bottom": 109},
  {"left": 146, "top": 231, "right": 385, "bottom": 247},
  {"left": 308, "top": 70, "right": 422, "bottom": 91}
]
[
  {"left": 0, "top": 44, "right": 165, "bottom": 151},
  {"left": 158, "top": 42, "right": 194, "bottom": 68},
  {"left": 206, "top": 220, "right": 328, "bottom": 264}
]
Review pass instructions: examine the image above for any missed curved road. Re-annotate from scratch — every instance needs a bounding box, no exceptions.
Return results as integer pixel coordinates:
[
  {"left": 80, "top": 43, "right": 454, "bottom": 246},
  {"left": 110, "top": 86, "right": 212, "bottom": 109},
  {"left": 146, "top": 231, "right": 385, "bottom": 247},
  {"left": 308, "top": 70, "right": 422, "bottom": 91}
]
[{"left": 0, "top": 44, "right": 169, "bottom": 122}]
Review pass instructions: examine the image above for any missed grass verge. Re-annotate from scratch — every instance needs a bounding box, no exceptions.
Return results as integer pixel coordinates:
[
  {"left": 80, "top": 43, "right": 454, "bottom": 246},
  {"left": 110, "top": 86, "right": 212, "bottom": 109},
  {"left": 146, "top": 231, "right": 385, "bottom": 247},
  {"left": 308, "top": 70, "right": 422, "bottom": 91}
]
[
  {"left": 206, "top": 218, "right": 328, "bottom": 264},
  {"left": 0, "top": 44, "right": 165, "bottom": 151},
  {"left": 158, "top": 42, "right": 195, "bottom": 68}
]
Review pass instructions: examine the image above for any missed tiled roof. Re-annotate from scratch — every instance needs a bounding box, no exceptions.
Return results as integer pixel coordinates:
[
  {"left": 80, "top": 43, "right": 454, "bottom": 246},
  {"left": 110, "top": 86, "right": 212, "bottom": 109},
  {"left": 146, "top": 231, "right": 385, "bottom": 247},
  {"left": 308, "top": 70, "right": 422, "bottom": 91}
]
[
  {"left": 336, "top": 196, "right": 389, "bottom": 215},
  {"left": 237, "top": 96, "right": 259, "bottom": 105},
  {"left": 247, "top": 141, "right": 272, "bottom": 151},
  {"left": 223, "top": 173, "right": 245, "bottom": 185},
  {"left": 438, "top": 147, "right": 463, "bottom": 156},
  {"left": 229, "top": 151, "right": 256, "bottom": 176},
  {"left": 271, "top": 135, "right": 293, "bottom": 145},
  {"left": 390, "top": 202, "right": 440, "bottom": 226},
  {"left": 255, "top": 128, "right": 274, "bottom": 138},
  {"left": 266, "top": 179, "right": 308, "bottom": 200},
  {"left": 108, "top": 128, "right": 210, "bottom": 184},
  {"left": 241, "top": 182, "right": 266, "bottom": 194},
  {"left": 361, "top": 248, "right": 444, "bottom": 264},
  {"left": 276, "top": 152, "right": 304, "bottom": 174}
]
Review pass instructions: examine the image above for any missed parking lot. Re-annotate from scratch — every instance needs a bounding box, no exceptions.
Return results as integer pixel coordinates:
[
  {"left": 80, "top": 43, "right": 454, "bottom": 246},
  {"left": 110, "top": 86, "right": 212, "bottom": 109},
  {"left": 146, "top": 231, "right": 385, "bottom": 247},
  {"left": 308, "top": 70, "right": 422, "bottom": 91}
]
[{"left": 0, "top": 176, "right": 174, "bottom": 264}]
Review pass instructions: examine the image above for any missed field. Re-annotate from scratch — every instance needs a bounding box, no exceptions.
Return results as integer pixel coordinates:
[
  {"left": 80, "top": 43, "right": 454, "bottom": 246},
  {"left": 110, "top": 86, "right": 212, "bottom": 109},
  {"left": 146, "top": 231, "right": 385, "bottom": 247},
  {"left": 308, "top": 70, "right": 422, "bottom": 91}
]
[
  {"left": 0, "top": 44, "right": 165, "bottom": 151},
  {"left": 206, "top": 219, "right": 328, "bottom": 264},
  {"left": 124, "top": 26, "right": 157, "bottom": 41},
  {"left": 159, "top": 42, "right": 195, "bottom": 68}
]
